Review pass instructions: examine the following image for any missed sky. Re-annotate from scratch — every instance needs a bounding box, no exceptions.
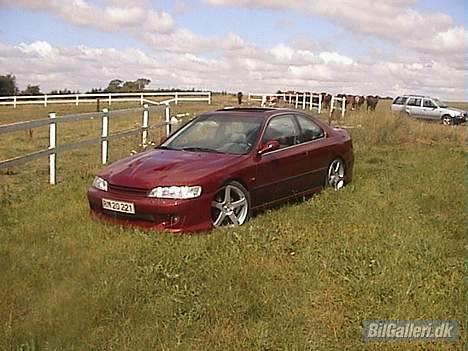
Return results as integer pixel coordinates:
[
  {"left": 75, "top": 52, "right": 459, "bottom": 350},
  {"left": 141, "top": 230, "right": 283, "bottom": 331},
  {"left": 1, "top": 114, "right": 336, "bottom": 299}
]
[{"left": 0, "top": 0, "right": 466, "bottom": 100}]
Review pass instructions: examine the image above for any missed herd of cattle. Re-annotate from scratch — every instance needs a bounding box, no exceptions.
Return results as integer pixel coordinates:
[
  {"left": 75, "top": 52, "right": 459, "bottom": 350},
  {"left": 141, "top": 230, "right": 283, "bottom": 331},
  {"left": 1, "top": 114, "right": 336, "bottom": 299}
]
[{"left": 264, "top": 91, "right": 381, "bottom": 112}]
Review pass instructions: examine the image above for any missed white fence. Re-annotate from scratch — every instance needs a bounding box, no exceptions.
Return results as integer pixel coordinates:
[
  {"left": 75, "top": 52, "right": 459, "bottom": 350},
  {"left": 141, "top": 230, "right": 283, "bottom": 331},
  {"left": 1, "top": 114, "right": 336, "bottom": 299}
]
[
  {"left": 330, "top": 96, "right": 346, "bottom": 118},
  {"left": 0, "top": 91, "right": 211, "bottom": 108},
  {"left": 0, "top": 102, "right": 182, "bottom": 185},
  {"left": 248, "top": 92, "right": 322, "bottom": 113}
]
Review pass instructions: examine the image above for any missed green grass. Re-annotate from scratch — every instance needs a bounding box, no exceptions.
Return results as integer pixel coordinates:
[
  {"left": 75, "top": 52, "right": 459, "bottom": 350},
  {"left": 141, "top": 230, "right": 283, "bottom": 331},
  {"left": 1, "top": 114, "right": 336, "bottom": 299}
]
[{"left": 0, "top": 96, "right": 465, "bottom": 350}]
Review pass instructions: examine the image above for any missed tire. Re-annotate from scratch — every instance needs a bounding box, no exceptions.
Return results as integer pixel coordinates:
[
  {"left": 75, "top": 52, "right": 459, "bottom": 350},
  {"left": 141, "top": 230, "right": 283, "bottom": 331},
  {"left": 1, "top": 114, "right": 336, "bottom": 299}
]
[
  {"left": 326, "top": 158, "right": 346, "bottom": 190},
  {"left": 442, "top": 115, "right": 453, "bottom": 126},
  {"left": 211, "top": 181, "right": 251, "bottom": 228}
]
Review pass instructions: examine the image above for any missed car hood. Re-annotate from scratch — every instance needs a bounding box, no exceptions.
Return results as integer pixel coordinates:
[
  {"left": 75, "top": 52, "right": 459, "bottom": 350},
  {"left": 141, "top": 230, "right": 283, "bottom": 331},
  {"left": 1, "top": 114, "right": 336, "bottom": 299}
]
[
  {"left": 99, "top": 149, "right": 243, "bottom": 189},
  {"left": 442, "top": 107, "right": 466, "bottom": 114}
]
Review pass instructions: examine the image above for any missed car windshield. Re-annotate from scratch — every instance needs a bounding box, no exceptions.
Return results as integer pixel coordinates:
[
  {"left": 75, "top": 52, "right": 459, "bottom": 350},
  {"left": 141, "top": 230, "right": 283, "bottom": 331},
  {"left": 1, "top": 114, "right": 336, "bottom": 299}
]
[
  {"left": 433, "top": 98, "right": 448, "bottom": 108},
  {"left": 160, "top": 114, "right": 263, "bottom": 155}
]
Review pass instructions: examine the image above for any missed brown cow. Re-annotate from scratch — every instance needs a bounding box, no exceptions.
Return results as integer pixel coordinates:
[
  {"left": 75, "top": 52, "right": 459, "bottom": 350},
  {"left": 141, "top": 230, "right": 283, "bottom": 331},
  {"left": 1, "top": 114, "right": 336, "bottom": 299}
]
[
  {"left": 320, "top": 92, "right": 332, "bottom": 110},
  {"left": 366, "top": 95, "right": 379, "bottom": 112}
]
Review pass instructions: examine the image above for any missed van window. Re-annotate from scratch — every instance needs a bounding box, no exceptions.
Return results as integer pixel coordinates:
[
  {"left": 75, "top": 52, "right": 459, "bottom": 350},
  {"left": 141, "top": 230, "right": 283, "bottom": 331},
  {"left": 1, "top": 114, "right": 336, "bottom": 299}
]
[
  {"left": 393, "top": 96, "right": 407, "bottom": 105},
  {"left": 406, "top": 98, "right": 421, "bottom": 107}
]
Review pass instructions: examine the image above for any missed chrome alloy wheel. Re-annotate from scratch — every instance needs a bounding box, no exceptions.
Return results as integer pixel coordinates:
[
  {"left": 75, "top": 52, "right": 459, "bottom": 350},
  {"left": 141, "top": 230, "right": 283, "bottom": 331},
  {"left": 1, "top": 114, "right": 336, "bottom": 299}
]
[
  {"left": 211, "top": 182, "right": 249, "bottom": 227},
  {"left": 327, "top": 159, "right": 345, "bottom": 190}
]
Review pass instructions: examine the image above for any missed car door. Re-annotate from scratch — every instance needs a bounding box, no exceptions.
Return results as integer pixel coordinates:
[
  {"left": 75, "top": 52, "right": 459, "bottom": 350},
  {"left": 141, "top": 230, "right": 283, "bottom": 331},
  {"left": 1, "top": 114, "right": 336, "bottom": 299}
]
[
  {"left": 252, "top": 114, "right": 307, "bottom": 207},
  {"left": 294, "top": 114, "right": 331, "bottom": 190},
  {"left": 405, "top": 97, "right": 423, "bottom": 118},
  {"left": 422, "top": 99, "right": 440, "bottom": 120}
]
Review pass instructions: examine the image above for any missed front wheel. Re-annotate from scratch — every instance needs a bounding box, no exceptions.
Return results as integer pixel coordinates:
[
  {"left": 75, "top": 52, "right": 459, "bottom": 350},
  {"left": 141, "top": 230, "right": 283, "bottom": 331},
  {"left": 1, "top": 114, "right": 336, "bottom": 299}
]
[
  {"left": 326, "top": 158, "right": 345, "bottom": 190},
  {"left": 211, "top": 181, "right": 250, "bottom": 228},
  {"left": 442, "top": 115, "right": 453, "bottom": 125}
]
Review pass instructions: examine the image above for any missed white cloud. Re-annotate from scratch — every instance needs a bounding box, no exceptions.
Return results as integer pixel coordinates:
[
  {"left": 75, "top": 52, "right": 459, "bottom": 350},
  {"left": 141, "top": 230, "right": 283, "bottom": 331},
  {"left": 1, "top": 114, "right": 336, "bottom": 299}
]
[
  {"left": 204, "top": 0, "right": 465, "bottom": 57},
  {"left": 0, "top": 40, "right": 464, "bottom": 100},
  {"left": 0, "top": 0, "right": 174, "bottom": 34}
]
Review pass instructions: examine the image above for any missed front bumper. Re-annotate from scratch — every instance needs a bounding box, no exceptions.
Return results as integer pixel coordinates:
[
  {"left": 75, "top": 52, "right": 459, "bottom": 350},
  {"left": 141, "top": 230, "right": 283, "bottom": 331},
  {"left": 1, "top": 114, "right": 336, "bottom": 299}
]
[{"left": 87, "top": 187, "right": 214, "bottom": 233}]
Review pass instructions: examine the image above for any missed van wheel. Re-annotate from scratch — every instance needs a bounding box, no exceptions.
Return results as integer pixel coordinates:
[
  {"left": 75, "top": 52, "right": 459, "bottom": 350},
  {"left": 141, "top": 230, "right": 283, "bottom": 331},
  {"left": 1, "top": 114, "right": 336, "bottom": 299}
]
[{"left": 442, "top": 115, "right": 453, "bottom": 125}]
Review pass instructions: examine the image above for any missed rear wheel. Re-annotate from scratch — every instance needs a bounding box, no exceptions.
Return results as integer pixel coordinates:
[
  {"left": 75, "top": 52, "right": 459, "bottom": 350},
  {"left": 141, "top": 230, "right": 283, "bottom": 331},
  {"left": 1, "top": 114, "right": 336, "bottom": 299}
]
[
  {"left": 326, "top": 158, "right": 345, "bottom": 190},
  {"left": 211, "top": 181, "right": 250, "bottom": 227},
  {"left": 442, "top": 115, "right": 453, "bottom": 125}
]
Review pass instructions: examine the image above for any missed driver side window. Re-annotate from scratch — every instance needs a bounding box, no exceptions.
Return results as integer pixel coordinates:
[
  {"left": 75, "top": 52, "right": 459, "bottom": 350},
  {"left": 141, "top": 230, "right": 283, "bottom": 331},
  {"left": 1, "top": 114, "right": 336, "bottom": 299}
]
[{"left": 262, "top": 115, "right": 299, "bottom": 149}]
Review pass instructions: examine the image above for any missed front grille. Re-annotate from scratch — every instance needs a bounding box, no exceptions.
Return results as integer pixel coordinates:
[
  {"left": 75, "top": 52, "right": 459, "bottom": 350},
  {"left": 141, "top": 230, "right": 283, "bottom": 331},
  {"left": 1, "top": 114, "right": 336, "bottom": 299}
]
[
  {"left": 102, "top": 209, "right": 156, "bottom": 222},
  {"left": 108, "top": 183, "right": 149, "bottom": 197}
]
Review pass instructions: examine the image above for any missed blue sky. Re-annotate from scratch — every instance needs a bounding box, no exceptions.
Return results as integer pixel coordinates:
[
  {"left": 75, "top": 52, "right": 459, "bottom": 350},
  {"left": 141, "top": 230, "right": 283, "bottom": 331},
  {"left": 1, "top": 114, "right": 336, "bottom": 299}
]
[{"left": 0, "top": 0, "right": 465, "bottom": 99}]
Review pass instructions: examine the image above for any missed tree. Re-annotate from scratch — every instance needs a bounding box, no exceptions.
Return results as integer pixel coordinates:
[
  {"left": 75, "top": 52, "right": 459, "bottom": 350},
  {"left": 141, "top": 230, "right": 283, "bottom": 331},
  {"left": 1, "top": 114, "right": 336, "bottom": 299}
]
[
  {"left": 0, "top": 74, "right": 18, "bottom": 96},
  {"left": 136, "top": 78, "right": 151, "bottom": 90},
  {"left": 21, "top": 85, "right": 41, "bottom": 95},
  {"left": 106, "top": 79, "right": 123, "bottom": 92}
]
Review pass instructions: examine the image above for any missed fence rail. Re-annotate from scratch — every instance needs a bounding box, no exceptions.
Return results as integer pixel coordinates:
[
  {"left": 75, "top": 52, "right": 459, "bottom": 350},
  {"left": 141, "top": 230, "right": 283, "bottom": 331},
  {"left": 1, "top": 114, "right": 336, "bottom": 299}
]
[
  {"left": 0, "top": 104, "right": 172, "bottom": 184},
  {"left": 0, "top": 91, "right": 211, "bottom": 108},
  {"left": 248, "top": 92, "right": 322, "bottom": 114}
]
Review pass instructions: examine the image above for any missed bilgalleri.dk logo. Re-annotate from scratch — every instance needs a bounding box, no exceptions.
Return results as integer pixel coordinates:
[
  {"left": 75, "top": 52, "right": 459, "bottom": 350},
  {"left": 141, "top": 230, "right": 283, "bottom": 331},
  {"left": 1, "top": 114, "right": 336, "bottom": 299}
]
[{"left": 362, "top": 320, "right": 458, "bottom": 341}]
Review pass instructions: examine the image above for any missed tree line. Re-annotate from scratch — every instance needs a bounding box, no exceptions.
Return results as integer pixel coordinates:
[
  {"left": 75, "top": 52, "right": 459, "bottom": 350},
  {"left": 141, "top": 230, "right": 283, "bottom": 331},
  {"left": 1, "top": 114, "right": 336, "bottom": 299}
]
[{"left": 0, "top": 75, "right": 162, "bottom": 96}]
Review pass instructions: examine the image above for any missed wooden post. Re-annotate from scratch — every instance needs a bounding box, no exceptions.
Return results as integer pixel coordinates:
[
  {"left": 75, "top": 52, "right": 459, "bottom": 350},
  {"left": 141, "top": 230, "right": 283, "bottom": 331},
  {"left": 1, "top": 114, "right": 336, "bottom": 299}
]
[
  {"left": 48, "top": 112, "right": 57, "bottom": 185},
  {"left": 101, "top": 108, "right": 109, "bottom": 165},
  {"left": 142, "top": 104, "right": 149, "bottom": 147},
  {"left": 295, "top": 94, "right": 298, "bottom": 108},
  {"left": 165, "top": 104, "right": 171, "bottom": 136},
  {"left": 13, "top": 96, "right": 16, "bottom": 109},
  {"left": 309, "top": 94, "right": 313, "bottom": 111},
  {"left": 75, "top": 95, "right": 79, "bottom": 106},
  {"left": 208, "top": 92, "right": 212, "bottom": 104},
  {"left": 108, "top": 93, "right": 112, "bottom": 105},
  {"left": 175, "top": 92, "right": 179, "bottom": 105},
  {"left": 140, "top": 93, "right": 144, "bottom": 105},
  {"left": 44, "top": 95, "right": 48, "bottom": 107},
  {"left": 302, "top": 93, "right": 306, "bottom": 109},
  {"left": 318, "top": 94, "right": 322, "bottom": 114}
]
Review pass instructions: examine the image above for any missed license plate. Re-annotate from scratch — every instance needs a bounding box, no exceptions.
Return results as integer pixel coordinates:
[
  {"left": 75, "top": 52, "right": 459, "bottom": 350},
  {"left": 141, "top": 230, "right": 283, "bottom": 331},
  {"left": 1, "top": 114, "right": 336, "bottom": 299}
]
[{"left": 102, "top": 198, "right": 135, "bottom": 214}]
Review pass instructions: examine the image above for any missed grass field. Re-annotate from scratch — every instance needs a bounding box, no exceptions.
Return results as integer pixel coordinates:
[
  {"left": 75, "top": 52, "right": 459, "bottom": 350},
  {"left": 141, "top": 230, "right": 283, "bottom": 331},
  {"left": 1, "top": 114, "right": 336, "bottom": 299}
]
[{"left": 0, "top": 95, "right": 466, "bottom": 350}]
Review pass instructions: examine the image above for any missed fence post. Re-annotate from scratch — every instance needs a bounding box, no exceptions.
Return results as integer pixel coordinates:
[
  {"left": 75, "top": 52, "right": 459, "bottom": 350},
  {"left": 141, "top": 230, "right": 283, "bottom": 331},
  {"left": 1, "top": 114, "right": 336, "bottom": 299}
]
[
  {"left": 309, "top": 94, "right": 313, "bottom": 111},
  {"left": 165, "top": 103, "right": 171, "bottom": 136},
  {"left": 330, "top": 97, "right": 335, "bottom": 117},
  {"left": 48, "top": 112, "right": 57, "bottom": 185},
  {"left": 261, "top": 95, "right": 267, "bottom": 107},
  {"left": 75, "top": 95, "right": 79, "bottom": 106},
  {"left": 341, "top": 98, "right": 346, "bottom": 119},
  {"left": 208, "top": 92, "right": 212, "bottom": 104},
  {"left": 108, "top": 94, "right": 112, "bottom": 105},
  {"left": 44, "top": 95, "right": 48, "bottom": 107},
  {"left": 142, "top": 104, "right": 149, "bottom": 147},
  {"left": 318, "top": 94, "right": 322, "bottom": 114},
  {"left": 302, "top": 93, "right": 306, "bottom": 109},
  {"left": 175, "top": 92, "right": 179, "bottom": 105},
  {"left": 13, "top": 96, "right": 16, "bottom": 109},
  {"left": 140, "top": 93, "right": 144, "bottom": 105},
  {"left": 101, "top": 108, "right": 109, "bottom": 165},
  {"left": 295, "top": 94, "right": 298, "bottom": 108}
]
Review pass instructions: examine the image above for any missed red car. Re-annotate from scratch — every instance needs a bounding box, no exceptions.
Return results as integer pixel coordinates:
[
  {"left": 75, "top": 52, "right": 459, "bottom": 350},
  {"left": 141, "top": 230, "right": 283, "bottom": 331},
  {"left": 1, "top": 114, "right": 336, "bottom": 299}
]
[{"left": 87, "top": 107, "right": 353, "bottom": 233}]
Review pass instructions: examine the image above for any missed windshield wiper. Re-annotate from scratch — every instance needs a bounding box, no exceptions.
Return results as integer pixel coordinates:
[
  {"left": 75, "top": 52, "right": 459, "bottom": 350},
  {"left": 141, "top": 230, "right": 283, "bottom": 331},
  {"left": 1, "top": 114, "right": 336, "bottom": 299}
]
[{"left": 181, "top": 147, "right": 223, "bottom": 154}]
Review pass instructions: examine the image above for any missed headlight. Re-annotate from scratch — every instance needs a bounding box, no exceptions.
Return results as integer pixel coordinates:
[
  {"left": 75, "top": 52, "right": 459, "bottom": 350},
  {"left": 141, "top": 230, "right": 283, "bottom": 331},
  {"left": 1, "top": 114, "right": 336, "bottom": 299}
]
[
  {"left": 92, "top": 176, "right": 108, "bottom": 191},
  {"left": 147, "top": 185, "right": 202, "bottom": 199}
]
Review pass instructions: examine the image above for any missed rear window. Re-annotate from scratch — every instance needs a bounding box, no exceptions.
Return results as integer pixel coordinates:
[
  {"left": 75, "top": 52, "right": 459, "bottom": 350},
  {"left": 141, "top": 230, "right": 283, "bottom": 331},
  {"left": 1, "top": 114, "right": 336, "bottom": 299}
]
[{"left": 393, "top": 96, "right": 407, "bottom": 105}]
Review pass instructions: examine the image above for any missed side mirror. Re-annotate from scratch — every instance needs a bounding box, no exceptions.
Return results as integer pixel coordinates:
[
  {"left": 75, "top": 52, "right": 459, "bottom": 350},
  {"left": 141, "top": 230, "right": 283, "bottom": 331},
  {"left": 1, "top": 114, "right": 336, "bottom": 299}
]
[{"left": 257, "top": 140, "right": 280, "bottom": 155}]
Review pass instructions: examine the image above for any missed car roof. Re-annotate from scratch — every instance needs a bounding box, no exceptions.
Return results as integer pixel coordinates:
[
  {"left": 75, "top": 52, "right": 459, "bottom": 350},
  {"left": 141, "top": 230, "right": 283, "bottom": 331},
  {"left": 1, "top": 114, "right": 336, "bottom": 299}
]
[{"left": 397, "top": 95, "right": 433, "bottom": 99}]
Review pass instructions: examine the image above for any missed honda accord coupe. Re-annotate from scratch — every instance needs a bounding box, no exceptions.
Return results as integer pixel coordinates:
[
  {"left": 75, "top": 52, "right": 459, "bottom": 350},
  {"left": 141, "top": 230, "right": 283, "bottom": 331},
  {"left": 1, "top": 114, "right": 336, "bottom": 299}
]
[{"left": 87, "top": 107, "right": 353, "bottom": 233}]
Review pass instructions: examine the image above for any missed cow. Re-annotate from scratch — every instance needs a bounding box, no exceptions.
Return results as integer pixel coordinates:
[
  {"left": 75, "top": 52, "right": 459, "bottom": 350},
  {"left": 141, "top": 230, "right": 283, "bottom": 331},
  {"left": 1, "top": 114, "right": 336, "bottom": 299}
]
[
  {"left": 366, "top": 95, "right": 379, "bottom": 112},
  {"left": 321, "top": 92, "right": 332, "bottom": 111},
  {"left": 237, "top": 91, "right": 243, "bottom": 105}
]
